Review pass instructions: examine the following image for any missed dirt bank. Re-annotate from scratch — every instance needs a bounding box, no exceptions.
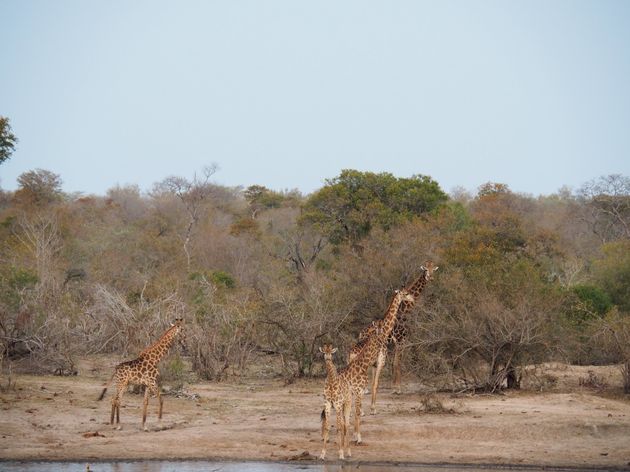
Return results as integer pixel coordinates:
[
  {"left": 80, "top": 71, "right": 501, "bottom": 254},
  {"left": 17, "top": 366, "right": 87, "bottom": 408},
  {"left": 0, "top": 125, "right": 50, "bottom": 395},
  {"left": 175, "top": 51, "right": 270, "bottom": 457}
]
[{"left": 1, "top": 359, "right": 630, "bottom": 469}]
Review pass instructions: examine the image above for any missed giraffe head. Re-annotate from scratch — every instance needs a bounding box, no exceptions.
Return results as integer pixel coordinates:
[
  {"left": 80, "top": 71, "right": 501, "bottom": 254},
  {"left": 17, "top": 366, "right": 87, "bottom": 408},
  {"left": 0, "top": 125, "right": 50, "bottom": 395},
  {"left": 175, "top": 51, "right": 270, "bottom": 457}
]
[
  {"left": 171, "top": 318, "right": 187, "bottom": 351},
  {"left": 420, "top": 261, "right": 439, "bottom": 281},
  {"left": 139, "top": 318, "right": 186, "bottom": 361},
  {"left": 319, "top": 344, "right": 338, "bottom": 361}
]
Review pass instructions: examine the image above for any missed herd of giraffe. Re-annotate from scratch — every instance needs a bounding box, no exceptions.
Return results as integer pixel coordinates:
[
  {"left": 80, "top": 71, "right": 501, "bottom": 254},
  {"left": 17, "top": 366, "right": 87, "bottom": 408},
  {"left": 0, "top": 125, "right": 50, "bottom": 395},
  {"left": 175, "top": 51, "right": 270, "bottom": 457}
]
[
  {"left": 97, "top": 261, "right": 438, "bottom": 461},
  {"left": 320, "top": 261, "right": 438, "bottom": 459}
]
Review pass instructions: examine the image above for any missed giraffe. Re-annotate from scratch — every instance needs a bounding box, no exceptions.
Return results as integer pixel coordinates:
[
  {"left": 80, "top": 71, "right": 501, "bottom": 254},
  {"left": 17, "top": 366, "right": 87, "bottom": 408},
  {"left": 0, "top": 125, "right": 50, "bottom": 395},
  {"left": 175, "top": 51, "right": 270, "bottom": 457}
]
[
  {"left": 319, "top": 344, "right": 353, "bottom": 460},
  {"left": 98, "top": 318, "right": 184, "bottom": 431},
  {"left": 390, "top": 261, "right": 438, "bottom": 394},
  {"left": 350, "top": 261, "right": 438, "bottom": 413},
  {"left": 345, "top": 289, "right": 415, "bottom": 444}
]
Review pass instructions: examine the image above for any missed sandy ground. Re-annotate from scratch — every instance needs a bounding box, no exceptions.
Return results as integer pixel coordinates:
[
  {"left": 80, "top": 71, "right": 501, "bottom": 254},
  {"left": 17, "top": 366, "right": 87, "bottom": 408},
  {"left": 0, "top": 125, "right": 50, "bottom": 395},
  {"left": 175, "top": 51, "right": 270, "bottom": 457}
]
[{"left": 1, "top": 358, "right": 630, "bottom": 469}]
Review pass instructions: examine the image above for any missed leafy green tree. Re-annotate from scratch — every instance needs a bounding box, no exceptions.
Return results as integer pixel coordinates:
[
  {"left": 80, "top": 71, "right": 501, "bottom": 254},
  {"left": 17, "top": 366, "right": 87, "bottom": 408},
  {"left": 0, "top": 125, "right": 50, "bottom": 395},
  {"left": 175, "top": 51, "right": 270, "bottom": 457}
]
[
  {"left": 0, "top": 116, "right": 17, "bottom": 165},
  {"left": 571, "top": 285, "right": 613, "bottom": 317},
  {"left": 564, "top": 284, "right": 613, "bottom": 330},
  {"left": 244, "top": 185, "right": 283, "bottom": 217},
  {"left": 301, "top": 170, "right": 448, "bottom": 246},
  {"left": 592, "top": 240, "right": 630, "bottom": 312}
]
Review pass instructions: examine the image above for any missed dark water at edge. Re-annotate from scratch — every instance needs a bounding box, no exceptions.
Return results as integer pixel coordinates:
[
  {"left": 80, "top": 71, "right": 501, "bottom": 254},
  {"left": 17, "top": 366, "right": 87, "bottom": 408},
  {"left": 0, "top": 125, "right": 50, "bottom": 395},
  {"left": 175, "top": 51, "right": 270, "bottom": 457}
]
[{"left": 0, "top": 461, "right": 613, "bottom": 472}]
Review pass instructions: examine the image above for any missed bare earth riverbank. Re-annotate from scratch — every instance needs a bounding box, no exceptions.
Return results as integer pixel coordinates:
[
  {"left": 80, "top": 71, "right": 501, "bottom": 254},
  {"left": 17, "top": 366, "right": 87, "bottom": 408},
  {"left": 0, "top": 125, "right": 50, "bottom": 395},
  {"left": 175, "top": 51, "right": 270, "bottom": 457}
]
[{"left": 1, "top": 358, "right": 630, "bottom": 469}]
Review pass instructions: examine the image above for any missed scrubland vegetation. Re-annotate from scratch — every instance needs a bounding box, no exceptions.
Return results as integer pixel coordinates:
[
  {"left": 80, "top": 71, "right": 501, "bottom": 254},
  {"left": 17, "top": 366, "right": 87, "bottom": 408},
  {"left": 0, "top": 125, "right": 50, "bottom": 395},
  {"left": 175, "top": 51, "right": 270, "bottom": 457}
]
[{"left": 1, "top": 147, "right": 629, "bottom": 395}]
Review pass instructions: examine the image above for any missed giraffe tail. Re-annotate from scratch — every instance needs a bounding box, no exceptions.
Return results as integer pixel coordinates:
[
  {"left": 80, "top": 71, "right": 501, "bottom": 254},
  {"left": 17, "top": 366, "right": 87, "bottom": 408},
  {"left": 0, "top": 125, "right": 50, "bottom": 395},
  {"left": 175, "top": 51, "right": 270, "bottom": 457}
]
[{"left": 97, "top": 372, "right": 115, "bottom": 401}]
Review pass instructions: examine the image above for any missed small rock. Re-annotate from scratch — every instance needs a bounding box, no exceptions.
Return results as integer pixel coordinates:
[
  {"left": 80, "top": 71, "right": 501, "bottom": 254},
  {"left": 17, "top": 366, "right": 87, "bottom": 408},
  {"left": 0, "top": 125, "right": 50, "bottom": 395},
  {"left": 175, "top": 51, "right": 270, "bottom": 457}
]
[{"left": 287, "top": 451, "right": 316, "bottom": 461}]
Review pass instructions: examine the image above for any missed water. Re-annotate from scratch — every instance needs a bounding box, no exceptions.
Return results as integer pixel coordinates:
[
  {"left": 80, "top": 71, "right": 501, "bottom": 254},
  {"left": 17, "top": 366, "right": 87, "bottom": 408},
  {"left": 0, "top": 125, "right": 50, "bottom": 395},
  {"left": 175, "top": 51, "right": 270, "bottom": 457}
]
[{"left": 0, "top": 462, "right": 576, "bottom": 472}]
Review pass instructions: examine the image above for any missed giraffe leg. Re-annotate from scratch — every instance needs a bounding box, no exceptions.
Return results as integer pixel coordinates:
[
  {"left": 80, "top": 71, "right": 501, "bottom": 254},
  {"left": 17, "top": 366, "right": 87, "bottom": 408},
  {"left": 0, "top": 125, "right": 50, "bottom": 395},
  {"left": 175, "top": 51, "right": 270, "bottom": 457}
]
[
  {"left": 155, "top": 376, "right": 163, "bottom": 420},
  {"left": 110, "top": 397, "right": 116, "bottom": 426},
  {"left": 354, "top": 392, "right": 363, "bottom": 444},
  {"left": 370, "top": 349, "right": 386, "bottom": 415},
  {"left": 343, "top": 400, "right": 352, "bottom": 458},
  {"left": 320, "top": 401, "right": 331, "bottom": 460},
  {"left": 335, "top": 405, "right": 345, "bottom": 460},
  {"left": 157, "top": 389, "right": 163, "bottom": 420},
  {"left": 142, "top": 386, "right": 151, "bottom": 431},
  {"left": 112, "top": 383, "right": 125, "bottom": 430},
  {"left": 392, "top": 343, "right": 403, "bottom": 394}
]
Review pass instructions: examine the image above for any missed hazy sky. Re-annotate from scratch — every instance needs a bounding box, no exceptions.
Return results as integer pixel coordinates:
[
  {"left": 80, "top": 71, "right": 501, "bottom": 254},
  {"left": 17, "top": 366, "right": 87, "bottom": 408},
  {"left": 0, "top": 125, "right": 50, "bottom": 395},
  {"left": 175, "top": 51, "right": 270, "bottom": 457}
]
[{"left": 1, "top": 1, "right": 629, "bottom": 197}]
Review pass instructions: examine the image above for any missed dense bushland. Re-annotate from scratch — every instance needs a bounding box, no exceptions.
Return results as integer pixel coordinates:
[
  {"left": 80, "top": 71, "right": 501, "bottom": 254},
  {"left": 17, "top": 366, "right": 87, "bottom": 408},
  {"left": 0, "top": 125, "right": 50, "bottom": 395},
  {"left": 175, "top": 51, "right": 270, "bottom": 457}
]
[{"left": 1, "top": 166, "right": 629, "bottom": 392}]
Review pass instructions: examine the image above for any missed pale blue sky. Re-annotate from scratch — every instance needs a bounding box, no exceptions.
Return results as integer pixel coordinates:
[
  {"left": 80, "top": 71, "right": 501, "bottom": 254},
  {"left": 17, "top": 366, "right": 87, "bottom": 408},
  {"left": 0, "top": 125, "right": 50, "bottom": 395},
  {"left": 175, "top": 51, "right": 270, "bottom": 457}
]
[{"left": 1, "top": 1, "right": 629, "bottom": 196}]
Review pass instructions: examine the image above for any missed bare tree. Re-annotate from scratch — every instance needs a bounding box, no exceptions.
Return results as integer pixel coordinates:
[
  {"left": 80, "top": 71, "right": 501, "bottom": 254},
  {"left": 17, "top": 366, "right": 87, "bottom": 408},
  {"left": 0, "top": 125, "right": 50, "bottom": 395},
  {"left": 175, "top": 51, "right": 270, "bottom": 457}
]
[
  {"left": 579, "top": 174, "right": 630, "bottom": 242},
  {"left": 408, "top": 269, "right": 558, "bottom": 393},
  {"left": 592, "top": 309, "right": 630, "bottom": 393},
  {"left": 259, "top": 273, "right": 355, "bottom": 378},
  {"left": 281, "top": 227, "right": 327, "bottom": 279},
  {"left": 88, "top": 284, "right": 187, "bottom": 357},
  {"left": 14, "top": 212, "right": 63, "bottom": 300},
  {"left": 154, "top": 165, "right": 218, "bottom": 271}
]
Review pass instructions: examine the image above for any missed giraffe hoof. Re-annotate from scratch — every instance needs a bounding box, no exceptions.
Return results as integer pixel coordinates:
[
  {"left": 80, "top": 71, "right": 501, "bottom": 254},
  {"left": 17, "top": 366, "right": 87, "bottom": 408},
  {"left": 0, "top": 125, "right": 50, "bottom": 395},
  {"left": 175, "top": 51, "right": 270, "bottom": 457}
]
[
  {"left": 116, "top": 426, "right": 122, "bottom": 431},
  {"left": 319, "top": 453, "right": 326, "bottom": 460}
]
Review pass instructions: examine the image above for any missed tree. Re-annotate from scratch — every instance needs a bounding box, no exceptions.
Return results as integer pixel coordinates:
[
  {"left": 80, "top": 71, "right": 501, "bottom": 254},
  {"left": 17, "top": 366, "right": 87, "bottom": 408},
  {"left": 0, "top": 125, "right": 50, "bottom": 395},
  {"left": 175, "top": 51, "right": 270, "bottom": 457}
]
[
  {"left": 0, "top": 116, "right": 17, "bottom": 165},
  {"left": 592, "top": 240, "right": 630, "bottom": 312},
  {"left": 301, "top": 170, "right": 448, "bottom": 247},
  {"left": 411, "top": 262, "right": 560, "bottom": 392},
  {"left": 592, "top": 309, "right": 630, "bottom": 392},
  {"left": 476, "top": 182, "right": 511, "bottom": 197},
  {"left": 15, "top": 169, "right": 63, "bottom": 206},
  {"left": 15, "top": 212, "right": 63, "bottom": 299},
  {"left": 579, "top": 174, "right": 630, "bottom": 242},
  {"left": 153, "top": 165, "right": 218, "bottom": 271},
  {"left": 243, "top": 185, "right": 284, "bottom": 218}
]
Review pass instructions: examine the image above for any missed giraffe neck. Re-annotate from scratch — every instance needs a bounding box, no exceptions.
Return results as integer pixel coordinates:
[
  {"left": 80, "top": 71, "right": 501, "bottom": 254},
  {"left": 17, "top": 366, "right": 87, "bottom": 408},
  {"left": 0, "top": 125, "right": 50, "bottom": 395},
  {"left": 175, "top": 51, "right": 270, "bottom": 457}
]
[
  {"left": 324, "top": 357, "right": 338, "bottom": 379},
  {"left": 406, "top": 272, "right": 428, "bottom": 298},
  {"left": 139, "top": 325, "right": 179, "bottom": 364},
  {"left": 380, "top": 292, "right": 407, "bottom": 341},
  {"left": 397, "top": 269, "right": 429, "bottom": 316}
]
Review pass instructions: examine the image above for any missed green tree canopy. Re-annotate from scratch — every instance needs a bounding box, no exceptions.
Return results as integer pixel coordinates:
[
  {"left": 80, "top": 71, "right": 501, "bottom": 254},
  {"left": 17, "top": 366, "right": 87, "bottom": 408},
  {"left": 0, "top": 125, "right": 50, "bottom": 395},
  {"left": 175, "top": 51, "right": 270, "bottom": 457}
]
[
  {"left": 0, "top": 116, "right": 18, "bottom": 165},
  {"left": 244, "top": 185, "right": 285, "bottom": 217},
  {"left": 300, "top": 170, "right": 448, "bottom": 246},
  {"left": 593, "top": 240, "right": 630, "bottom": 312}
]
